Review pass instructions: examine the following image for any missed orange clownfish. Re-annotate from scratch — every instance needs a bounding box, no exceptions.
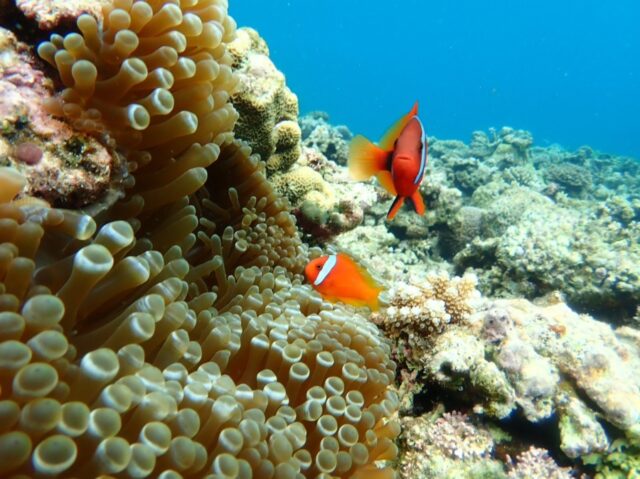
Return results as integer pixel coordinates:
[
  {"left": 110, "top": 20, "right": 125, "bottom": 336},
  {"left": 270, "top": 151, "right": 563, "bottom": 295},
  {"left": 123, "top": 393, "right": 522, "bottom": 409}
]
[
  {"left": 305, "top": 253, "right": 383, "bottom": 311},
  {"left": 348, "top": 102, "right": 428, "bottom": 220}
]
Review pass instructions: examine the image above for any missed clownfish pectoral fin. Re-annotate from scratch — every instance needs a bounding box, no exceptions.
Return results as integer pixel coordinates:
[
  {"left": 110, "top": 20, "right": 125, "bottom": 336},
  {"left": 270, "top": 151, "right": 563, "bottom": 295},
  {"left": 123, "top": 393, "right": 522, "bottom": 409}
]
[
  {"left": 386, "top": 195, "right": 405, "bottom": 220},
  {"left": 348, "top": 135, "right": 390, "bottom": 180},
  {"left": 379, "top": 102, "right": 419, "bottom": 151},
  {"left": 376, "top": 171, "right": 397, "bottom": 196},
  {"left": 410, "top": 189, "right": 426, "bottom": 215}
]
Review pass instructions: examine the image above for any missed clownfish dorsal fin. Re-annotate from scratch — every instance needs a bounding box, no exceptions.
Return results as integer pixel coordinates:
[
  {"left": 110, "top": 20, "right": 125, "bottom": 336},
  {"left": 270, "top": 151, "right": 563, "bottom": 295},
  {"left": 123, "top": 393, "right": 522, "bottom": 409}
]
[
  {"left": 376, "top": 171, "right": 397, "bottom": 196},
  {"left": 338, "top": 253, "right": 383, "bottom": 292},
  {"left": 379, "top": 101, "right": 419, "bottom": 151}
]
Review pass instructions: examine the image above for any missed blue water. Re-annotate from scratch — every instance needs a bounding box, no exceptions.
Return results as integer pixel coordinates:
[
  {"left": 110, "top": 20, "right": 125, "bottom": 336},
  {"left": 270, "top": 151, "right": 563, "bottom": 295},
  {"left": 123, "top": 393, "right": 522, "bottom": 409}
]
[{"left": 230, "top": 1, "right": 640, "bottom": 158}]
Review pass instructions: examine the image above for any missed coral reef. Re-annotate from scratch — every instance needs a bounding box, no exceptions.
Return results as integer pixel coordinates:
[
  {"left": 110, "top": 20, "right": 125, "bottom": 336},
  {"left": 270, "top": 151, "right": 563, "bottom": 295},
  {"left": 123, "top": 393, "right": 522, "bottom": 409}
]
[
  {"left": 398, "top": 406, "right": 573, "bottom": 479},
  {"left": 583, "top": 434, "right": 640, "bottom": 478},
  {"left": 399, "top": 409, "right": 504, "bottom": 479},
  {"left": 270, "top": 165, "right": 330, "bottom": 207},
  {"left": 300, "top": 111, "right": 352, "bottom": 166},
  {"left": 543, "top": 163, "right": 592, "bottom": 195},
  {"left": 368, "top": 126, "right": 640, "bottom": 318},
  {"left": 0, "top": 1, "right": 400, "bottom": 478},
  {"left": 1, "top": 28, "right": 121, "bottom": 208},
  {"left": 419, "top": 295, "right": 640, "bottom": 458},
  {"left": 3, "top": 1, "right": 640, "bottom": 477},
  {"left": 454, "top": 186, "right": 640, "bottom": 317},
  {"left": 291, "top": 146, "right": 379, "bottom": 238},
  {"left": 228, "top": 27, "right": 301, "bottom": 174}
]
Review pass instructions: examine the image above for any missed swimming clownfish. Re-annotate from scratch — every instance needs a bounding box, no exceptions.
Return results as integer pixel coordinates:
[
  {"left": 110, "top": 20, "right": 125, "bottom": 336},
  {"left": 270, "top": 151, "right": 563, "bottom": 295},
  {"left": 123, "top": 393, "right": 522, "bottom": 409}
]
[
  {"left": 348, "top": 102, "right": 428, "bottom": 220},
  {"left": 305, "top": 253, "right": 383, "bottom": 311}
]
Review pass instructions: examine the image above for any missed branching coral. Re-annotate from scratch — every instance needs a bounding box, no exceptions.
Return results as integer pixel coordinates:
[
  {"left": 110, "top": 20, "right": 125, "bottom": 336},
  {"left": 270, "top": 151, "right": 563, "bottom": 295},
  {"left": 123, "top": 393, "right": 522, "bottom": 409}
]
[
  {"left": 372, "top": 272, "right": 480, "bottom": 364},
  {"left": 507, "top": 447, "right": 574, "bottom": 479},
  {"left": 0, "top": 1, "right": 400, "bottom": 477}
]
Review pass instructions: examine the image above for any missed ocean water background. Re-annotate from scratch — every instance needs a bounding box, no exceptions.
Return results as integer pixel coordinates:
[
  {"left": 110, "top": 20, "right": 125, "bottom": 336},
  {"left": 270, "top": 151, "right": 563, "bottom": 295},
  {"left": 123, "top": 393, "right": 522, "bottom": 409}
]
[{"left": 230, "top": 0, "right": 639, "bottom": 158}]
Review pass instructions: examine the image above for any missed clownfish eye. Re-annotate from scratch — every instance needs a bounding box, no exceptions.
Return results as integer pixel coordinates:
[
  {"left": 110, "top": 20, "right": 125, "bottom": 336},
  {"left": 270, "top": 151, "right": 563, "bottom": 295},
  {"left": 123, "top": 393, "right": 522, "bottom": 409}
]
[{"left": 316, "top": 264, "right": 322, "bottom": 270}]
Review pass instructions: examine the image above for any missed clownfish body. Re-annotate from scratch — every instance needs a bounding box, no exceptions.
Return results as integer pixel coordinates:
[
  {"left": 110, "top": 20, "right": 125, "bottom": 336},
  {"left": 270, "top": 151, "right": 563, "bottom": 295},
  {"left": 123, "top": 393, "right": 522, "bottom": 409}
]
[
  {"left": 305, "top": 253, "right": 383, "bottom": 311},
  {"left": 348, "top": 102, "right": 428, "bottom": 220}
]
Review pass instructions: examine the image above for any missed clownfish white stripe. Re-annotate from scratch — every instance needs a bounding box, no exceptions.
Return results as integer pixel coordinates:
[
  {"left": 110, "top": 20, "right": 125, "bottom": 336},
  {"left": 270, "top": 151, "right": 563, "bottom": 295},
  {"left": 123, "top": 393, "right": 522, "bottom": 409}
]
[
  {"left": 413, "top": 115, "right": 427, "bottom": 185},
  {"left": 314, "top": 254, "right": 337, "bottom": 286}
]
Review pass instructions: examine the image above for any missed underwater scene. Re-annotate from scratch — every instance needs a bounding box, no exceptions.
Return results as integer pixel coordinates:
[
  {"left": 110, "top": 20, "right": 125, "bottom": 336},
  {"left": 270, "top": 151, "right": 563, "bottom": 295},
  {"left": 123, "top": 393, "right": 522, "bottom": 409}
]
[{"left": 0, "top": 0, "right": 638, "bottom": 478}]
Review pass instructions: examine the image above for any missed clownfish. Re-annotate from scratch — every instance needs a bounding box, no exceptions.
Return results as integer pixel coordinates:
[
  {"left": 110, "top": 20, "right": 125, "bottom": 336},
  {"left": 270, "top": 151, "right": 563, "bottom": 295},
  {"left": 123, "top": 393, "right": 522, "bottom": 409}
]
[
  {"left": 305, "top": 253, "right": 383, "bottom": 311},
  {"left": 348, "top": 102, "right": 428, "bottom": 220}
]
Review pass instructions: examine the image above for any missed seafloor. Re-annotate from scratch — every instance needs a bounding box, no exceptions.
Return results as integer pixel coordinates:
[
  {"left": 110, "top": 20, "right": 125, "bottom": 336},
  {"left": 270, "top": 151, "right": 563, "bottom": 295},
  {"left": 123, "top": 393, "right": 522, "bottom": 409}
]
[{"left": 0, "top": 1, "right": 638, "bottom": 478}]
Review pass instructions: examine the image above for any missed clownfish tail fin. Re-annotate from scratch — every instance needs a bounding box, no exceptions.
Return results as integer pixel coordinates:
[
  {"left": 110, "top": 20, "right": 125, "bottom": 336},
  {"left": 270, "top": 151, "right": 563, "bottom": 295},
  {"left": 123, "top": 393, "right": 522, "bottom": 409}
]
[
  {"left": 367, "top": 297, "right": 381, "bottom": 312},
  {"left": 348, "top": 135, "right": 389, "bottom": 180},
  {"left": 411, "top": 190, "right": 426, "bottom": 215},
  {"left": 386, "top": 195, "right": 405, "bottom": 220}
]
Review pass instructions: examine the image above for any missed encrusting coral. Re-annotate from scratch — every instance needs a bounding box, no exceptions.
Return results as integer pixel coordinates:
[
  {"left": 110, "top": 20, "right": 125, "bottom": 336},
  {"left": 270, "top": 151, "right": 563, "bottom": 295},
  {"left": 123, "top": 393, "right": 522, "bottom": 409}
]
[{"left": 0, "top": 0, "right": 400, "bottom": 477}]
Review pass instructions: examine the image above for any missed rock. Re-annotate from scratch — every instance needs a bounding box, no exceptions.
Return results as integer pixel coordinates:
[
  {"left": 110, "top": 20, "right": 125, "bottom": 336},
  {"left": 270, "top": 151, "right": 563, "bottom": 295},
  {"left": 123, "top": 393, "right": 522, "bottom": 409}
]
[
  {"left": 0, "top": 27, "right": 122, "bottom": 208},
  {"left": 11, "top": 0, "right": 109, "bottom": 30}
]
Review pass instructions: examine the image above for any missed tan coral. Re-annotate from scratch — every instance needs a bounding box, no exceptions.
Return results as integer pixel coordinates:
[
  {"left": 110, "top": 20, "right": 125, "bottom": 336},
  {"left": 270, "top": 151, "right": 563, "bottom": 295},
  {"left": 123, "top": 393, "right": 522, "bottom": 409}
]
[
  {"left": 228, "top": 27, "right": 301, "bottom": 173},
  {"left": 271, "top": 165, "right": 336, "bottom": 210}
]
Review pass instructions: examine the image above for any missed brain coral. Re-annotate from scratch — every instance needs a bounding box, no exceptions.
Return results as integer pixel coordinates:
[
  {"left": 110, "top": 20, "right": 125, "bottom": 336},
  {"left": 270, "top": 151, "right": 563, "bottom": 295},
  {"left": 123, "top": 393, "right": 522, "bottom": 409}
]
[{"left": 0, "top": 1, "right": 399, "bottom": 477}]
